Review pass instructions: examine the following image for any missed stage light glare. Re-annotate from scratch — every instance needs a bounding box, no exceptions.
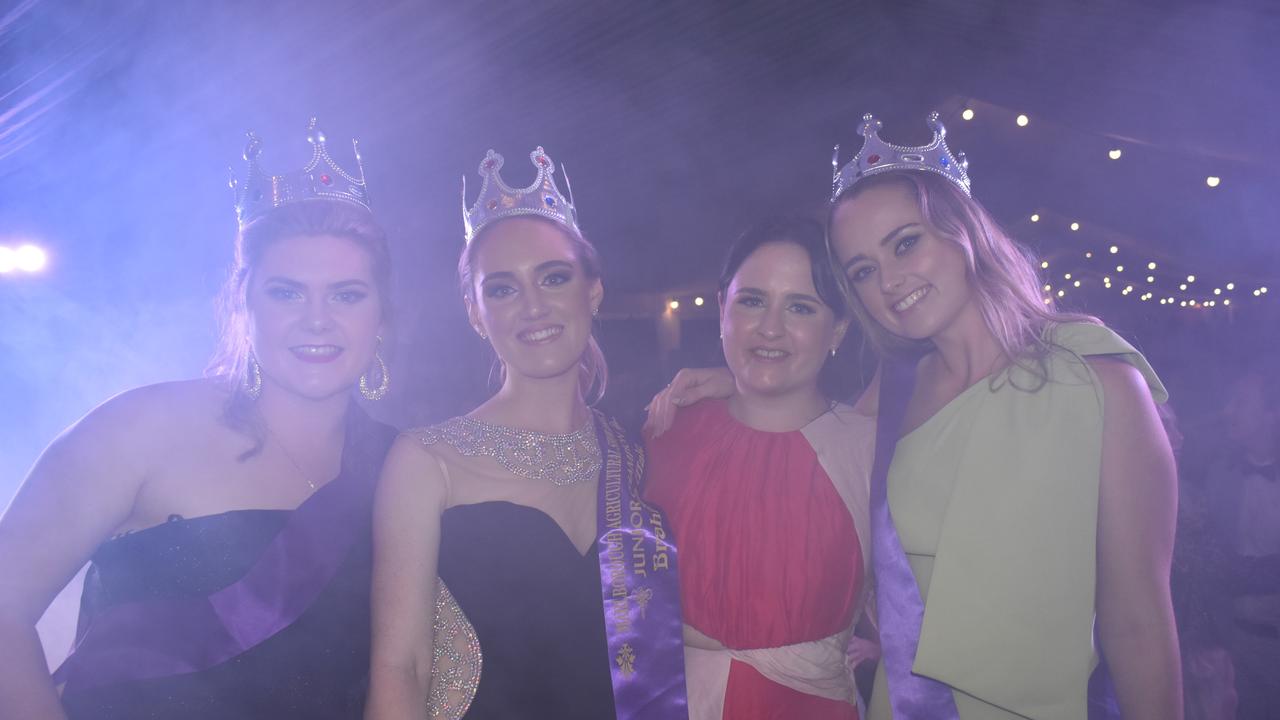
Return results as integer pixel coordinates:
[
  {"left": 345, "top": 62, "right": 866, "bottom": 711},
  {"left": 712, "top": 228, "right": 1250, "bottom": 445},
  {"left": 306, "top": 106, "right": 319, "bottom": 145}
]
[
  {"left": 1206, "top": 176, "right": 1220, "bottom": 188},
  {"left": 1016, "top": 114, "right": 1029, "bottom": 127},
  {"left": 962, "top": 108, "right": 975, "bottom": 121},
  {"left": 1108, "top": 149, "right": 1122, "bottom": 160},
  {"left": 0, "top": 246, "right": 14, "bottom": 273},
  {"left": 14, "top": 244, "right": 47, "bottom": 272}
]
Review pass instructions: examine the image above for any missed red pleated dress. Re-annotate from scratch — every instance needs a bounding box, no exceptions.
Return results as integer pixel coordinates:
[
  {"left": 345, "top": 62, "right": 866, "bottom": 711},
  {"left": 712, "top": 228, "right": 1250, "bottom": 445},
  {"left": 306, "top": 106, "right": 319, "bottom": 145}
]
[{"left": 646, "top": 399, "right": 869, "bottom": 720}]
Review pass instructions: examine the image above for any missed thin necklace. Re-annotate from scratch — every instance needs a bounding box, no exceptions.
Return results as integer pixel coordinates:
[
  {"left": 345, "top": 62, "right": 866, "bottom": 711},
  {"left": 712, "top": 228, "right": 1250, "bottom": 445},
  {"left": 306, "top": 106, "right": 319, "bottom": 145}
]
[{"left": 264, "top": 423, "right": 319, "bottom": 491}]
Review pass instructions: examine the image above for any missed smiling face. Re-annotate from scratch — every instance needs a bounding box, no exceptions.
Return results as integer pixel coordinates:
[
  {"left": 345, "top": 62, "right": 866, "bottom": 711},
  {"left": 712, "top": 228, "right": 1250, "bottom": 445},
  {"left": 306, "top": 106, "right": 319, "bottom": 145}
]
[
  {"left": 829, "top": 180, "right": 977, "bottom": 342},
  {"left": 466, "top": 217, "right": 603, "bottom": 386},
  {"left": 246, "top": 233, "right": 383, "bottom": 401},
  {"left": 720, "top": 241, "right": 847, "bottom": 400}
]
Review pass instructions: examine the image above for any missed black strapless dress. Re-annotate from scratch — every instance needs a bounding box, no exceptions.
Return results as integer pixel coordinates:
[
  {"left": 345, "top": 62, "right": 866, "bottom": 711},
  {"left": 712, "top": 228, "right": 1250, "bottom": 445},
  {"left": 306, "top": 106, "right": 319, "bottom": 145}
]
[
  {"left": 60, "top": 509, "right": 374, "bottom": 719},
  {"left": 58, "top": 408, "right": 395, "bottom": 720},
  {"left": 438, "top": 502, "right": 616, "bottom": 719}
]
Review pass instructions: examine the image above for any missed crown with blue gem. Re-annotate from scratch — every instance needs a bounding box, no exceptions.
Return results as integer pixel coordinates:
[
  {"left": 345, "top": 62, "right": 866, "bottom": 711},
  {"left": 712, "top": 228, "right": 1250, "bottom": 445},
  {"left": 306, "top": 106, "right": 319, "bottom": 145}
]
[
  {"left": 831, "top": 111, "right": 970, "bottom": 201},
  {"left": 229, "top": 117, "right": 370, "bottom": 228},
  {"left": 462, "top": 146, "right": 580, "bottom": 243}
]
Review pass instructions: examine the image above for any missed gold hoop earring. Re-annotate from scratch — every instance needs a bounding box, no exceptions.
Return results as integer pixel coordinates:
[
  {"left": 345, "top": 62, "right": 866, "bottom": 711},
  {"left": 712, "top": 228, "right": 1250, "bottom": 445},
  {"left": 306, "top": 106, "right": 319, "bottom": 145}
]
[
  {"left": 360, "top": 336, "right": 390, "bottom": 401},
  {"left": 245, "top": 351, "right": 263, "bottom": 399}
]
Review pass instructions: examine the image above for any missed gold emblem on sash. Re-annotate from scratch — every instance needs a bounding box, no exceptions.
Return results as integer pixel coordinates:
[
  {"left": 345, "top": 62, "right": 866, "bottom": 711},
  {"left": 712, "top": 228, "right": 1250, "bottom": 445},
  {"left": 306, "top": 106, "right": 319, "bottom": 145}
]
[{"left": 616, "top": 642, "right": 636, "bottom": 677}]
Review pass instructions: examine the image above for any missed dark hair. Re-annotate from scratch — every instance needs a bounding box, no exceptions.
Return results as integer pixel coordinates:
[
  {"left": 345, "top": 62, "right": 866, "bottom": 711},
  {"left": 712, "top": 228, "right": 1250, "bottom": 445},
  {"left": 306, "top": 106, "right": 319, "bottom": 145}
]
[
  {"left": 458, "top": 216, "right": 608, "bottom": 404},
  {"left": 718, "top": 216, "right": 849, "bottom": 319},
  {"left": 206, "top": 199, "right": 393, "bottom": 455}
]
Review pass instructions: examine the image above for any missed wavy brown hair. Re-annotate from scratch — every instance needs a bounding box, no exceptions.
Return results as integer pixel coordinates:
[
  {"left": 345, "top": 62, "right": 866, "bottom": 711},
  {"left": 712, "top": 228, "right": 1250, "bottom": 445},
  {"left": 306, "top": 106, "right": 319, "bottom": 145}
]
[
  {"left": 206, "top": 199, "right": 393, "bottom": 455},
  {"left": 458, "top": 217, "right": 608, "bottom": 405}
]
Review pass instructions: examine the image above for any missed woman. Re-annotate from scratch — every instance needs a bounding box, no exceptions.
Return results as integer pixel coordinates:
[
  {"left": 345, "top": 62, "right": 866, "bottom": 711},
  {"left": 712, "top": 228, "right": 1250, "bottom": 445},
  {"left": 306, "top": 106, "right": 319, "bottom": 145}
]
[
  {"left": 0, "top": 121, "right": 398, "bottom": 720},
  {"left": 366, "top": 147, "right": 686, "bottom": 720},
  {"left": 652, "top": 112, "right": 1182, "bottom": 719},
  {"left": 643, "top": 217, "right": 874, "bottom": 719}
]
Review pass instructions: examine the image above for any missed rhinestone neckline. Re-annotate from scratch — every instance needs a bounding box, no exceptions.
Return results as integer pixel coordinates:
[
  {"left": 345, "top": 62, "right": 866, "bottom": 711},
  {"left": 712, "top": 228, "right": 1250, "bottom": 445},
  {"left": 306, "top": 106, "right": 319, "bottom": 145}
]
[{"left": 415, "top": 414, "right": 601, "bottom": 486}]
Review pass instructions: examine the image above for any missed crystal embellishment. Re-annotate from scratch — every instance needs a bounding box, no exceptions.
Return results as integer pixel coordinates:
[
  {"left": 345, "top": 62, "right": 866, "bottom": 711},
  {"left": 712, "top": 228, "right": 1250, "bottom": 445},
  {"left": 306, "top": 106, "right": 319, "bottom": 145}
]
[{"left": 413, "top": 415, "right": 602, "bottom": 486}]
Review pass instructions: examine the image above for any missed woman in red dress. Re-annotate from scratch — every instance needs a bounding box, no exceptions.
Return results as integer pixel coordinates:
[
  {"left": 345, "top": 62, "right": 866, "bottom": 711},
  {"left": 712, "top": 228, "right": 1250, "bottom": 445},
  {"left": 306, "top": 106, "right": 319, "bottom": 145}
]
[{"left": 645, "top": 218, "right": 874, "bottom": 719}]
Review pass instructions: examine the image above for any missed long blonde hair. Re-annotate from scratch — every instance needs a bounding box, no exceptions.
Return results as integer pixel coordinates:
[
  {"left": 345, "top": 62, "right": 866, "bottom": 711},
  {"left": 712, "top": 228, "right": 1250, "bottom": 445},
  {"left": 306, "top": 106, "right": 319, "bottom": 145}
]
[
  {"left": 457, "top": 217, "right": 608, "bottom": 405},
  {"left": 830, "top": 171, "right": 1097, "bottom": 376}
]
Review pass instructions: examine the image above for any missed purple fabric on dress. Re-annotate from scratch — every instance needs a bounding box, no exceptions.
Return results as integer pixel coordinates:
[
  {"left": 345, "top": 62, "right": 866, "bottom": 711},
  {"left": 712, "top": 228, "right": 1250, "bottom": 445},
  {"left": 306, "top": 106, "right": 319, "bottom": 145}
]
[
  {"left": 870, "top": 357, "right": 961, "bottom": 720},
  {"left": 53, "top": 410, "right": 391, "bottom": 692}
]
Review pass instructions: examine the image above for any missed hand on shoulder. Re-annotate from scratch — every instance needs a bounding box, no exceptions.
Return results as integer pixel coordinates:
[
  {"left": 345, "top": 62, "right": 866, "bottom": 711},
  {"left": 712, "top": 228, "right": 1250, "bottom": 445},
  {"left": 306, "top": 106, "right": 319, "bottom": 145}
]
[{"left": 642, "top": 367, "right": 735, "bottom": 439}]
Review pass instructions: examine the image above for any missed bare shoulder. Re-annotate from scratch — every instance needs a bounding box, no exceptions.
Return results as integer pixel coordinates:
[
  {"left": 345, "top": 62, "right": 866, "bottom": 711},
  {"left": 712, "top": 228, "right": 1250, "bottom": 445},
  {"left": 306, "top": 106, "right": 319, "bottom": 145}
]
[
  {"left": 378, "top": 432, "right": 451, "bottom": 509},
  {"left": 51, "top": 378, "right": 226, "bottom": 459}
]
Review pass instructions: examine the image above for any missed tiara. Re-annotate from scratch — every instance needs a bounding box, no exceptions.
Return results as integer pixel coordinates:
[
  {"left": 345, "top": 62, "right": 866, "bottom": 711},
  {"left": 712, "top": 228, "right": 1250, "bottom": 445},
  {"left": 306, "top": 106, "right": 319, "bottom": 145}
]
[
  {"left": 229, "top": 117, "right": 370, "bottom": 227},
  {"left": 831, "top": 111, "right": 970, "bottom": 201},
  {"left": 462, "top": 146, "right": 579, "bottom": 243}
]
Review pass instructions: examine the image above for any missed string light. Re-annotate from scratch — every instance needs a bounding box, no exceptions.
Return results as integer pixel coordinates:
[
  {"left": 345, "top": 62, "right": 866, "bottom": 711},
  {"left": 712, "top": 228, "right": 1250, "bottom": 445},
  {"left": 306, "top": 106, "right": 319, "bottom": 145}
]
[
  {"left": 1041, "top": 260, "right": 1049, "bottom": 269},
  {"left": 1017, "top": 114, "right": 1030, "bottom": 127},
  {"left": 1073, "top": 280, "right": 1081, "bottom": 287},
  {"left": 1064, "top": 273, "right": 1072, "bottom": 279},
  {"left": 1180, "top": 283, "right": 1188, "bottom": 291},
  {"left": 1070, "top": 222, "right": 1080, "bottom": 231},
  {"left": 1109, "top": 245, "right": 1119, "bottom": 254},
  {"left": 1148, "top": 262, "right": 1157, "bottom": 270},
  {"left": 1187, "top": 274, "right": 1196, "bottom": 283},
  {"left": 668, "top": 300, "right": 679, "bottom": 310},
  {"left": 1213, "top": 288, "right": 1222, "bottom": 295},
  {"left": 1147, "top": 276, "right": 1155, "bottom": 283},
  {"left": 694, "top": 296, "right": 705, "bottom": 306},
  {"left": 1226, "top": 282, "right": 1235, "bottom": 290},
  {"left": 1031, "top": 213, "right": 1040, "bottom": 223},
  {"left": 1116, "top": 265, "right": 1125, "bottom": 272},
  {"left": 1108, "top": 149, "right": 1122, "bottom": 160},
  {"left": 1085, "top": 251, "right": 1093, "bottom": 258},
  {"left": 1206, "top": 176, "right": 1221, "bottom": 188},
  {"left": 962, "top": 108, "right": 975, "bottom": 121}
]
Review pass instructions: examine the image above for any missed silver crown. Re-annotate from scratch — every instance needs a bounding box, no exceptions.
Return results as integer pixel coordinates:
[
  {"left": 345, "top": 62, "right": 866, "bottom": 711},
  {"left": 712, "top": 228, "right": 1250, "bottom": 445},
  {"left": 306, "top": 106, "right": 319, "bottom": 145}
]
[
  {"left": 832, "top": 111, "right": 970, "bottom": 201},
  {"left": 229, "top": 117, "right": 370, "bottom": 227},
  {"left": 462, "top": 147, "right": 579, "bottom": 243}
]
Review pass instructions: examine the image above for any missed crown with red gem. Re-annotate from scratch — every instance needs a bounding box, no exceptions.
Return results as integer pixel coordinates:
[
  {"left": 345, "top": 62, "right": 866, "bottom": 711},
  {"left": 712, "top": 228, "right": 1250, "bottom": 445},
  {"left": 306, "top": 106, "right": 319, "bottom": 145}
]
[
  {"left": 463, "top": 146, "right": 579, "bottom": 243},
  {"left": 229, "top": 117, "right": 370, "bottom": 228},
  {"left": 831, "top": 111, "right": 970, "bottom": 201}
]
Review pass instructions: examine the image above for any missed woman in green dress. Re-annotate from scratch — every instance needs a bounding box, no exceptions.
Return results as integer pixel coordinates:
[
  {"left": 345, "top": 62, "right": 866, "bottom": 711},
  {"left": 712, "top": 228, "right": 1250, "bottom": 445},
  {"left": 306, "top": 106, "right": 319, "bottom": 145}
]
[{"left": 650, "top": 112, "right": 1181, "bottom": 720}]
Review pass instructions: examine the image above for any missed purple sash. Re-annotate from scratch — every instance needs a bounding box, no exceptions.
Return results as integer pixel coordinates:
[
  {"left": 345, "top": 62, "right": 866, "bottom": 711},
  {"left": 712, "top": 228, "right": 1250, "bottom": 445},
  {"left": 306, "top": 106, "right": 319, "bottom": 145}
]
[
  {"left": 53, "top": 410, "right": 395, "bottom": 692},
  {"left": 871, "top": 357, "right": 961, "bottom": 719},
  {"left": 592, "top": 412, "right": 689, "bottom": 720}
]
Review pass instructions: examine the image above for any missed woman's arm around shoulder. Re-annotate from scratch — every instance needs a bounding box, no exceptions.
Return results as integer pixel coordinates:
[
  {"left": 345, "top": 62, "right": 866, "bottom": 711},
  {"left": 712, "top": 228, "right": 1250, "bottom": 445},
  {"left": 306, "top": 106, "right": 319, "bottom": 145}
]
[
  {"left": 1089, "top": 357, "right": 1182, "bottom": 720},
  {"left": 0, "top": 382, "right": 177, "bottom": 720},
  {"left": 365, "top": 433, "right": 451, "bottom": 720}
]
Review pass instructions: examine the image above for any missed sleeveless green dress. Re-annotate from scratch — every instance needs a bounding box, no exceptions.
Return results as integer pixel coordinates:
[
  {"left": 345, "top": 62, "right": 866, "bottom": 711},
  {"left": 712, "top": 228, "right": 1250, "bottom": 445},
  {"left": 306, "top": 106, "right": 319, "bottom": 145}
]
[{"left": 867, "top": 323, "right": 1167, "bottom": 720}]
